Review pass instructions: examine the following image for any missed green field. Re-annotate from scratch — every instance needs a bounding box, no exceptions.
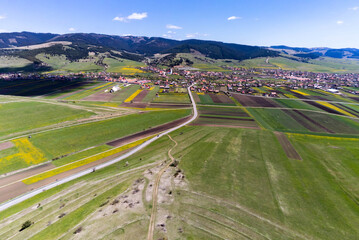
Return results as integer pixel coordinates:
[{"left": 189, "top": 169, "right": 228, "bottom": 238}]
[
  {"left": 103, "top": 58, "right": 145, "bottom": 74},
  {"left": 274, "top": 98, "right": 321, "bottom": 111},
  {"left": 0, "top": 101, "right": 93, "bottom": 137},
  {"left": 111, "top": 84, "right": 140, "bottom": 102},
  {"left": 37, "top": 54, "right": 104, "bottom": 73},
  {"left": 4, "top": 126, "right": 359, "bottom": 239},
  {"left": 248, "top": 108, "right": 309, "bottom": 132},
  {"left": 197, "top": 93, "right": 214, "bottom": 104},
  {"left": 239, "top": 56, "right": 359, "bottom": 73},
  {"left": 153, "top": 92, "right": 190, "bottom": 103},
  {"left": 30, "top": 109, "right": 191, "bottom": 159}
]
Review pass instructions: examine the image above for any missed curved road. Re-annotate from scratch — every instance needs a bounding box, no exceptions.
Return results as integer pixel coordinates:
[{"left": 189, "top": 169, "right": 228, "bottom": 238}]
[{"left": 0, "top": 85, "right": 198, "bottom": 212}]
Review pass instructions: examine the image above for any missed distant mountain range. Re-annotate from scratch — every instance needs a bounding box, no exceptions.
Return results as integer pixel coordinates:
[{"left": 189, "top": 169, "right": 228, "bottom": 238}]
[
  {"left": 270, "top": 45, "right": 359, "bottom": 59},
  {"left": 0, "top": 32, "right": 278, "bottom": 61},
  {"left": 1, "top": 31, "right": 359, "bottom": 74}
]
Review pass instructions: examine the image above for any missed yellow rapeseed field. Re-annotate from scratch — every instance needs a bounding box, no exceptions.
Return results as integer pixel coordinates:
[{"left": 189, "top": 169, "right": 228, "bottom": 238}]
[
  {"left": 287, "top": 132, "right": 359, "bottom": 141},
  {"left": 10, "top": 138, "right": 46, "bottom": 165},
  {"left": 22, "top": 136, "right": 153, "bottom": 185},
  {"left": 316, "top": 101, "right": 356, "bottom": 118},
  {"left": 124, "top": 89, "right": 142, "bottom": 103},
  {"left": 291, "top": 90, "right": 310, "bottom": 96},
  {"left": 284, "top": 94, "right": 297, "bottom": 99}
]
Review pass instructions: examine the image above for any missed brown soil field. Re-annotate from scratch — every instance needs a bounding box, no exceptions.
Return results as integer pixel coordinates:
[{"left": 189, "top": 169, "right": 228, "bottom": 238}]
[
  {"left": 336, "top": 103, "right": 359, "bottom": 117},
  {"left": 192, "top": 93, "right": 201, "bottom": 103},
  {"left": 147, "top": 103, "right": 192, "bottom": 108},
  {"left": 132, "top": 90, "right": 149, "bottom": 102},
  {"left": 349, "top": 97, "right": 359, "bottom": 103},
  {"left": 83, "top": 92, "right": 114, "bottom": 101},
  {"left": 232, "top": 94, "right": 278, "bottom": 107},
  {"left": 309, "top": 96, "right": 329, "bottom": 101},
  {"left": 282, "top": 110, "right": 321, "bottom": 132},
  {"left": 0, "top": 141, "right": 14, "bottom": 151},
  {"left": 304, "top": 101, "right": 344, "bottom": 115},
  {"left": 274, "top": 132, "right": 302, "bottom": 160},
  {"left": 293, "top": 110, "right": 334, "bottom": 133},
  {"left": 0, "top": 163, "right": 54, "bottom": 187},
  {"left": 208, "top": 94, "right": 234, "bottom": 104},
  {"left": 190, "top": 123, "right": 260, "bottom": 129},
  {"left": 199, "top": 110, "right": 249, "bottom": 117},
  {"left": 107, "top": 116, "right": 192, "bottom": 147},
  {"left": 121, "top": 102, "right": 149, "bottom": 108},
  {"left": 199, "top": 116, "right": 255, "bottom": 121},
  {"left": 194, "top": 116, "right": 259, "bottom": 128}
]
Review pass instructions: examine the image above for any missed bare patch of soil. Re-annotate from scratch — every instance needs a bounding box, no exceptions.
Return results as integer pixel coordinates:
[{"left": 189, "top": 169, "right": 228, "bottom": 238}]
[{"left": 274, "top": 132, "right": 302, "bottom": 160}]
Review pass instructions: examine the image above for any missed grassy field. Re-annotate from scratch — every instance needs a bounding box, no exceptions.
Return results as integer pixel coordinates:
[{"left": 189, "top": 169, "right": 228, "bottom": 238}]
[
  {"left": 153, "top": 92, "right": 190, "bottom": 103},
  {"left": 238, "top": 56, "right": 359, "bottom": 73},
  {"left": 274, "top": 98, "right": 321, "bottom": 111},
  {"left": 197, "top": 93, "right": 214, "bottom": 104},
  {"left": 1, "top": 124, "right": 359, "bottom": 239},
  {"left": 30, "top": 109, "right": 191, "bottom": 159},
  {"left": 0, "top": 132, "right": 173, "bottom": 240},
  {"left": 63, "top": 82, "right": 114, "bottom": 100},
  {"left": 142, "top": 86, "right": 160, "bottom": 102},
  {"left": 165, "top": 126, "right": 359, "bottom": 239},
  {"left": 248, "top": 108, "right": 309, "bottom": 132},
  {"left": 0, "top": 56, "right": 32, "bottom": 68},
  {"left": 111, "top": 84, "right": 140, "bottom": 102},
  {"left": 37, "top": 54, "right": 104, "bottom": 73},
  {"left": 0, "top": 101, "right": 93, "bottom": 137},
  {"left": 104, "top": 58, "right": 145, "bottom": 74}
]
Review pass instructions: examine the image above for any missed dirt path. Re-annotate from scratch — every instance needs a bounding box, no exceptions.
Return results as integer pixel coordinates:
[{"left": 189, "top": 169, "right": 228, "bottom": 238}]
[{"left": 147, "top": 135, "right": 177, "bottom": 240}]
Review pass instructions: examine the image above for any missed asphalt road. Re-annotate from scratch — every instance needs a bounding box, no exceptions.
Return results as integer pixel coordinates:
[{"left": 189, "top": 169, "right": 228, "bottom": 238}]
[{"left": 0, "top": 85, "right": 198, "bottom": 212}]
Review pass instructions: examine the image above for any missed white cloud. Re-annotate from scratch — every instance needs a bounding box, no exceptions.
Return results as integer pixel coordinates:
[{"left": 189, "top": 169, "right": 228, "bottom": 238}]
[
  {"left": 122, "top": 34, "right": 133, "bottom": 36},
  {"left": 68, "top": 27, "right": 76, "bottom": 32},
  {"left": 227, "top": 16, "right": 241, "bottom": 21},
  {"left": 166, "top": 24, "right": 182, "bottom": 29},
  {"left": 0, "top": 29, "right": 8, "bottom": 33},
  {"left": 337, "top": 20, "right": 344, "bottom": 25},
  {"left": 113, "top": 16, "right": 126, "bottom": 22},
  {"left": 349, "top": 6, "right": 359, "bottom": 10},
  {"left": 113, "top": 12, "right": 147, "bottom": 22},
  {"left": 0, "top": 15, "right": 6, "bottom": 20},
  {"left": 127, "top": 12, "right": 147, "bottom": 20}
]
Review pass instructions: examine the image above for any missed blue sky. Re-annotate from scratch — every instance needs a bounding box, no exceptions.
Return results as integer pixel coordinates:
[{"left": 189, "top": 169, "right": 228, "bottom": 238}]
[{"left": 0, "top": 0, "right": 359, "bottom": 48}]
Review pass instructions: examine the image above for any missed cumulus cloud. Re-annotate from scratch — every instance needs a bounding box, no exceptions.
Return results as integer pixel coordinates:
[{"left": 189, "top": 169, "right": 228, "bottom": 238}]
[
  {"left": 349, "top": 6, "right": 359, "bottom": 10},
  {"left": 166, "top": 24, "right": 182, "bottom": 29},
  {"left": 127, "top": 12, "right": 147, "bottom": 20},
  {"left": 68, "top": 27, "right": 76, "bottom": 32},
  {"left": 0, "top": 15, "right": 6, "bottom": 20},
  {"left": 337, "top": 20, "right": 344, "bottom": 25},
  {"left": 113, "top": 12, "right": 148, "bottom": 22},
  {"left": 227, "top": 16, "right": 241, "bottom": 21},
  {"left": 113, "top": 16, "right": 126, "bottom": 22}
]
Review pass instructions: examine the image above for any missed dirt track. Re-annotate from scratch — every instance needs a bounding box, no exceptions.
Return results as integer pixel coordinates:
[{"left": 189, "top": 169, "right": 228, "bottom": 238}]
[
  {"left": 147, "top": 135, "right": 177, "bottom": 240},
  {"left": 0, "top": 142, "right": 14, "bottom": 151},
  {"left": 274, "top": 132, "right": 302, "bottom": 160}
]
